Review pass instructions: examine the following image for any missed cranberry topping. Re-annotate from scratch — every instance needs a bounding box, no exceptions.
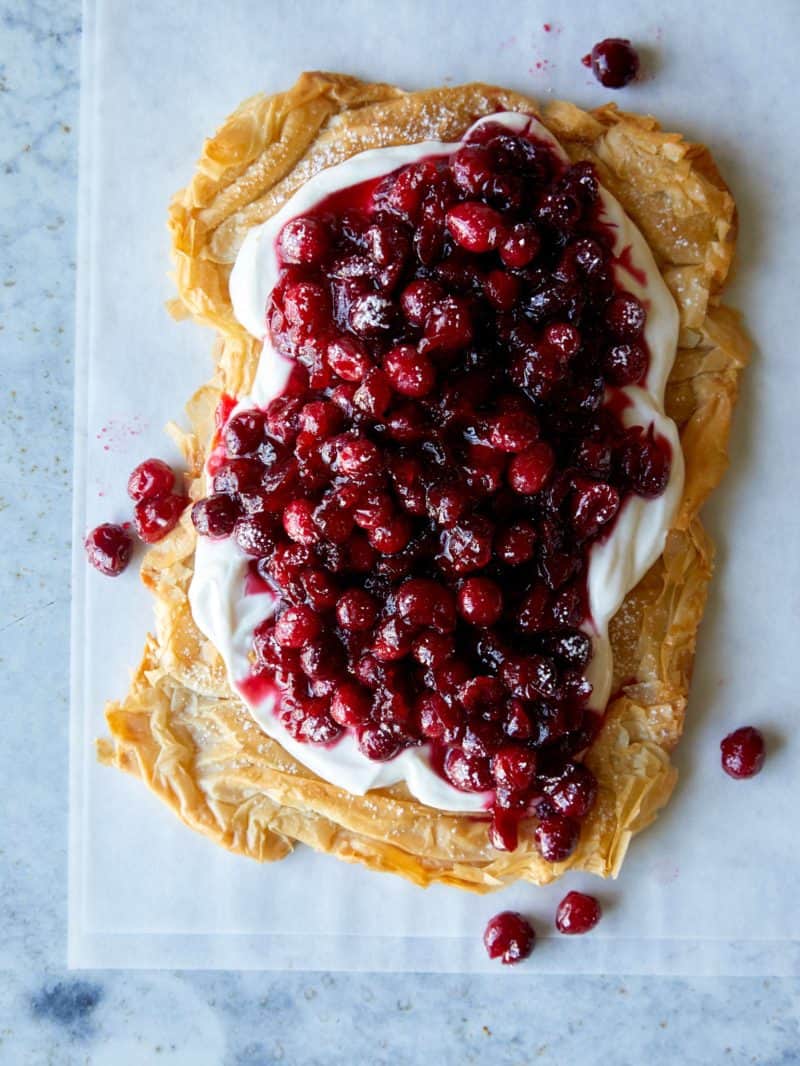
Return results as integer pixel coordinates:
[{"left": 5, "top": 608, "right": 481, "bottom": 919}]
[
  {"left": 84, "top": 523, "right": 133, "bottom": 576},
  {"left": 555, "top": 890, "right": 602, "bottom": 934},
  {"left": 193, "top": 119, "right": 673, "bottom": 851},
  {"left": 720, "top": 727, "right": 766, "bottom": 779},
  {"left": 483, "top": 911, "right": 535, "bottom": 965},
  {"left": 587, "top": 39, "right": 640, "bottom": 89},
  {"left": 127, "top": 458, "right": 175, "bottom": 502}
]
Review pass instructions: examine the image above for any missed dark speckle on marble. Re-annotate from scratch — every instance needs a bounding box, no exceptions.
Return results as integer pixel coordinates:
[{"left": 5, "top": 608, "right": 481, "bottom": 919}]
[{"left": 29, "top": 980, "right": 103, "bottom": 1038}]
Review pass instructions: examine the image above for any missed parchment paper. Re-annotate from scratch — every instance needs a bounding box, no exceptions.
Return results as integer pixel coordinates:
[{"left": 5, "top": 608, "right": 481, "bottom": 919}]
[{"left": 69, "top": 0, "right": 800, "bottom": 972}]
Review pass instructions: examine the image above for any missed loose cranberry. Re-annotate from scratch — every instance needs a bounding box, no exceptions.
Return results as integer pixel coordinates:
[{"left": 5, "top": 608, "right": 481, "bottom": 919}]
[
  {"left": 534, "top": 815, "right": 580, "bottom": 862},
  {"left": 569, "top": 480, "right": 620, "bottom": 540},
  {"left": 452, "top": 144, "right": 494, "bottom": 195},
  {"left": 384, "top": 345, "right": 436, "bottom": 398},
  {"left": 508, "top": 443, "right": 555, "bottom": 494},
  {"left": 84, "top": 523, "right": 133, "bottom": 576},
  {"left": 134, "top": 494, "right": 187, "bottom": 543},
  {"left": 278, "top": 216, "right": 331, "bottom": 265},
  {"left": 412, "top": 630, "right": 455, "bottom": 669},
  {"left": 588, "top": 38, "right": 640, "bottom": 89},
  {"left": 301, "top": 568, "right": 340, "bottom": 611},
  {"left": 127, "top": 458, "right": 175, "bottom": 502},
  {"left": 336, "top": 588, "right": 378, "bottom": 631},
  {"left": 483, "top": 911, "right": 535, "bottom": 965},
  {"left": 372, "top": 616, "right": 415, "bottom": 661},
  {"left": 555, "top": 891, "right": 602, "bottom": 934},
  {"left": 483, "top": 269, "right": 520, "bottom": 311},
  {"left": 191, "top": 494, "right": 239, "bottom": 539},
  {"left": 427, "top": 484, "right": 469, "bottom": 528},
  {"left": 491, "top": 746, "right": 536, "bottom": 790},
  {"left": 337, "top": 436, "right": 383, "bottom": 480},
  {"left": 457, "top": 577, "right": 503, "bottom": 626},
  {"left": 720, "top": 727, "right": 766, "bottom": 779},
  {"left": 275, "top": 605, "right": 322, "bottom": 648},
  {"left": 368, "top": 514, "right": 413, "bottom": 555},
  {"left": 489, "top": 411, "right": 539, "bottom": 453},
  {"left": 446, "top": 202, "right": 506, "bottom": 253}
]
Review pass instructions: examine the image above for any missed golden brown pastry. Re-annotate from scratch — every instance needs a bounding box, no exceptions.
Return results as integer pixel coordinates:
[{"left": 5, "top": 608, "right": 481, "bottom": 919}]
[{"left": 98, "top": 72, "right": 748, "bottom": 890}]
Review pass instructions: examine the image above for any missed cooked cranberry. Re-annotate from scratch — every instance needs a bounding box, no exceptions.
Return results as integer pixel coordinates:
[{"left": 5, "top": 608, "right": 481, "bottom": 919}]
[
  {"left": 283, "top": 281, "right": 330, "bottom": 337},
  {"left": 555, "top": 891, "right": 602, "bottom": 934},
  {"left": 368, "top": 514, "right": 413, "bottom": 555},
  {"left": 491, "top": 746, "right": 536, "bottom": 790},
  {"left": 384, "top": 345, "right": 436, "bottom": 397},
  {"left": 421, "top": 296, "right": 473, "bottom": 353},
  {"left": 534, "top": 815, "right": 579, "bottom": 862},
  {"left": 569, "top": 480, "right": 620, "bottom": 540},
  {"left": 353, "top": 368, "right": 393, "bottom": 417},
  {"left": 349, "top": 292, "right": 395, "bottom": 337},
  {"left": 606, "top": 293, "right": 646, "bottom": 339},
  {"left": 337, "top": 436, "right": 383, "bottom": 480},
  {"left": 457, "top": 577, "right": 503, "bottom": 626},
  {"left": 443, "top": 748, "right": 493, "bottom": 791},
  {"left": 426, "top": 484, "right": 469, "bottom": 528},
  {"left": 500, "top": 223, "right": 541, "bottom": 268},
  {"left": 400, "top": 278, "right": 445, "bottom": 325},
  {"left": 397, "top": 578, "right": 456, "bottom": 631},
  {"left": 372, "top": 616, "right": 415, "bottom": 661},
  {"left": 446, "top": 201, "right": 506, "bottom": 253},
  {"left": 452, "top": 144, "right": 494, "bottom": 195},
  {"left": 84, "top": 523, "right": 133, "bottom": 576},
  {"left": 278, "top": 216, "right": 331, "bottom": 265},
  {"left": 545, "top": 763, "right": 598, "bottom": 817},
  {"left": 618, "top": 427, "right": 671, "bottom": 497},
  {"left": 489, "top": 411, "right": 539, "bottom": 453},
  {"left": 233, "top": 513, "right": 276, "bottom": 557},
  {"left": 327, "top": 336, "right": 371, "bottom": 382},
  {"left": 330, "top": 681, "right": 372, "bottom": 726},
  {"left": 604, "top": 342, "right": 647, "bottom": 385},
  {"left": 191, "top": 494, "right": 239, "bottom": 539},
  {"left": 438, "top": 516, "right": 494, "bottom": 574},
  {"left": 544, "top": 322, "right": 581, "bottom": 362},
  {"left": 357, "top": 724, "right": 403, "bottom": 761},
  {"left": 589, "top": 38, "right": 640, "bottom": 89},
  {"left": 134, "top": 494, "right": 187, "bottom": 543},
  {"left": 483, "top": 911, "right": 535, "bottom": 965},
  {"left": 504, "top": 700, "right": 533, "bottom": 739},
  {"left": 495, "top": 520, "right": 537, "bottom": 566},
  {"left": 336, "top": 588, "right": 378, "bottom": 631},
  {"left": 720, "top": 726, "right": 766, "bottom": 779},
  {"left": 299, "top": 637, "right": 343, "bottom": 681},
  {"left": 223, "top": 410, "right": 267, "bottom": 457},
  {"left": 301, "top": 568, "right": 340, "bottom": 611},
  {"left": 275, "top": 605, "right": 322, "bottom": 648},
  {"left": 508, "top": 443, "right": 555, "bottom": 494},
  {"left": 127, "top": 458, "right": 175, "bottom": 502},
  {"left": 483, "top": 269, "right": 520, "bottom": 311},
  {"left": 412, "top": 630, "right": 455, "bottom": 668}
]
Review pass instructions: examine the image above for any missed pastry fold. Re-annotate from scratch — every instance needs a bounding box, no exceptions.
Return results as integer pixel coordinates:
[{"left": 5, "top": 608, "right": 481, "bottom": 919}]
[{"left": 98, "top": 72, "right": 749, "bottom": 890}]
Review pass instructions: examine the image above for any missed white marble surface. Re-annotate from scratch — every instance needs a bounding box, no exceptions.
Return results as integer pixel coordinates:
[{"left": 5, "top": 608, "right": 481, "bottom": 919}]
[{"left": 3, "top": 0, "right": 800, "bottom": 1061}]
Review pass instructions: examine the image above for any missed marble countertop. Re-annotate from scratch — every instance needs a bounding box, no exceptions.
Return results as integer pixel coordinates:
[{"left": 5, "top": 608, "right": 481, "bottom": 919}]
[{"left": 1, "top": 1, "right": 798, "bottom": 1062}]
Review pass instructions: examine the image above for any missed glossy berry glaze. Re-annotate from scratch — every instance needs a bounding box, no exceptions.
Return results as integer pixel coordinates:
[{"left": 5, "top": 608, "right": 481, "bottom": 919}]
[
  {"left": 720, "top": 726, "right": 765, "bottom": 779},
  {"left": 192, "top": 121, "right": 673, "bottom": 857},
  {"left": 483, "top": 910, "right": 535, "bottom": 964}
]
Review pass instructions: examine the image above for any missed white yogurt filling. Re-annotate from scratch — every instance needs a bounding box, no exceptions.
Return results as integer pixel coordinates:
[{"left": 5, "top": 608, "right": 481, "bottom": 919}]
[{"left": 189, "top": 112, "right": 683, "bottom": 813}]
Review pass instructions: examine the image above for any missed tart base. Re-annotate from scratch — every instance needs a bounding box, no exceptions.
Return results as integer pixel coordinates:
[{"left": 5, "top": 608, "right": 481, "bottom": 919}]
[{"left": 97, "top": 73, "right": 749, "bottom": 890}]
